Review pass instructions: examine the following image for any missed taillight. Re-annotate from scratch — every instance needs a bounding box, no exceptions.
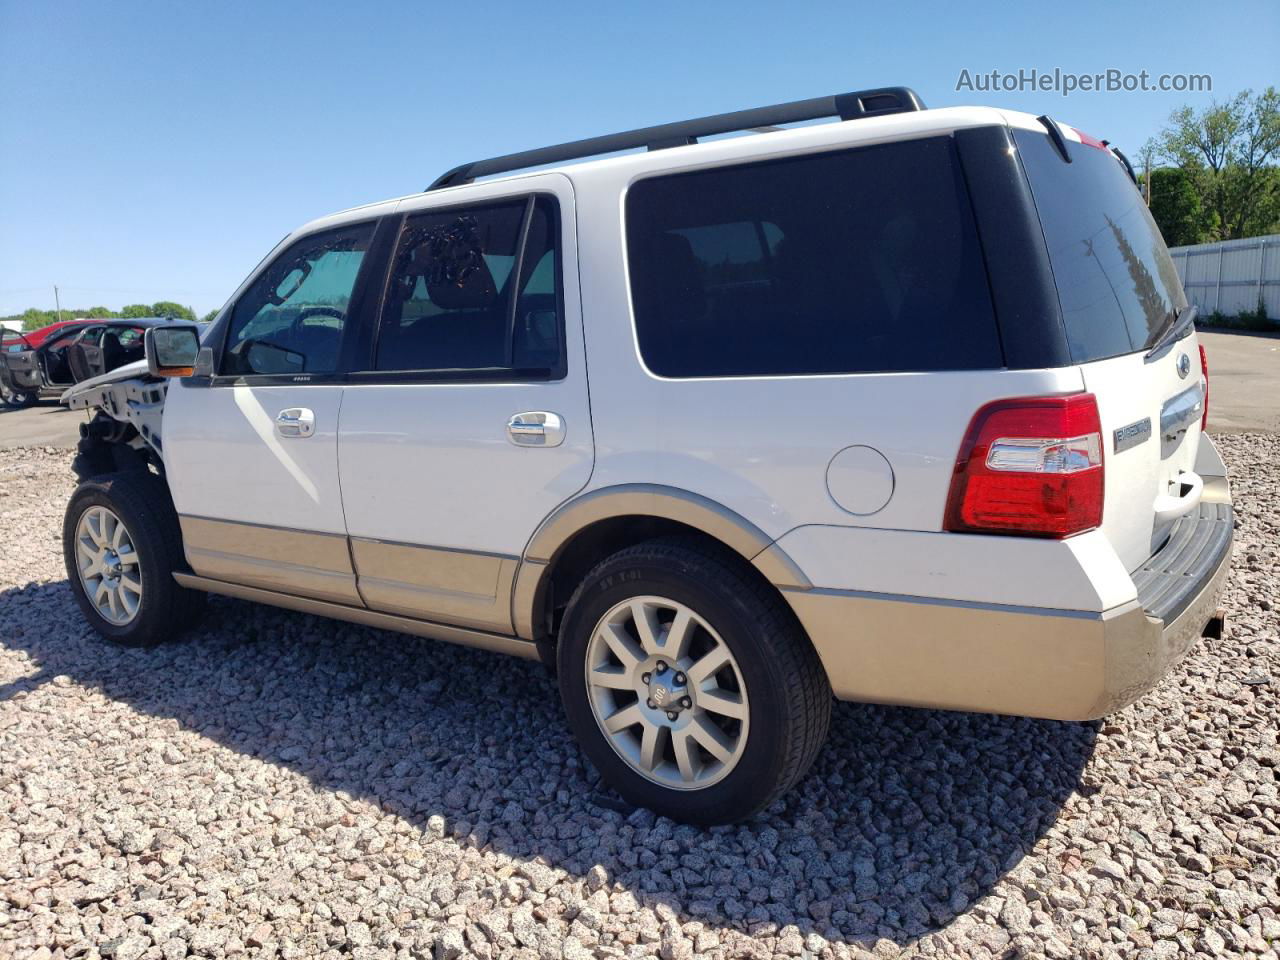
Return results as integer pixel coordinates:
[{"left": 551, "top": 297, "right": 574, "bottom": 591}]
[
  {"left": 945, "top": 393, "right": 1104, "bottom": 538},
  {"left": 1199, "top": 344, "right": 1209, "bottom": 431}
]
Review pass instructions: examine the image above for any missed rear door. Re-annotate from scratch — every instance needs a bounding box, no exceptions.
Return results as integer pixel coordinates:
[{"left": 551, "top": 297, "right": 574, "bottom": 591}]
[
  {"left": 1015, "top": 126, "right": 1202, "bottom": 569},
  {"left": 337, "top": 175, "right": 593, "bottom": 634}
]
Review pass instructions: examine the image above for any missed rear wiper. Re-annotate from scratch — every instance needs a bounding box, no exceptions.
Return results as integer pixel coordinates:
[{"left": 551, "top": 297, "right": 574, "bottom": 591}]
[{"left": 1145, "top": 304, "right": 1198, "bottom": 360}]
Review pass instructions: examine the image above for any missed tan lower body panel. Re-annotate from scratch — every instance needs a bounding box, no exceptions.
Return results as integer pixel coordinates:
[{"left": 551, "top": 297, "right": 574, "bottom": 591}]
[
  {"left": 179, "top": 516, "right": 360, "bottom": 606},
  {"left": 349, "top": 539, "right": 517, "bottom": 633},
  {"left": 173, "top": 572, "right": 539, "bottom": 660},
  {"left": 783, "top": 541, "right": 1231, "bottom": 722}
]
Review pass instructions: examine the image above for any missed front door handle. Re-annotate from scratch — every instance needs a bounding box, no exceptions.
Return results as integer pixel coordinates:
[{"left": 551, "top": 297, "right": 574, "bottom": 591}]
[
  {"left": 507, "top": 411, "right": 565, "bottom": 447},
  {"left": 276, "top": 407, "right": 315, "bottom": 438}
]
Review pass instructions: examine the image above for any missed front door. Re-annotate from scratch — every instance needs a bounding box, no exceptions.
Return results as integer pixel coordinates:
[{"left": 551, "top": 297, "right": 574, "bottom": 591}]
[
  {"left": 163, "top": 218, "right": 382, "bottom": 604},
  {"left": 338, "top": 175, "right": 593, "bottom": 633}
]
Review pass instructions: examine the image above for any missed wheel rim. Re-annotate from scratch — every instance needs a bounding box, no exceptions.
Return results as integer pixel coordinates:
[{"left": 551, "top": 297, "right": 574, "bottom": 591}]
[
  {"left": 75, "top": 505, "right": 142, "bottom": 625},
  {"left": 585, "top": 595, "right": 750, "bottom": 790}
]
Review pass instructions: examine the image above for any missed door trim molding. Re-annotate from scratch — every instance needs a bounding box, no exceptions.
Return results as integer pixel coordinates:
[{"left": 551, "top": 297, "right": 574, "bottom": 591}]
[
  {"left": 349, "top": 538, "right": 517, "bottom": 633},
  {"left": 179, "top": 515, "right": 359, "bottom": 606},
  {"left": 173, "top": 572, "right": 539, "bottom": 660}
]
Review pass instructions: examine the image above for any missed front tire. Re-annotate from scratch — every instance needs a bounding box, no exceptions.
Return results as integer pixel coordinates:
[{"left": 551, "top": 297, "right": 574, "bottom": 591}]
[
  {"left": 63, "top": 472, "right": 203, "bottom": 646},
  {"left": 558, "top": 538, "right": 831, "bottom": 824}
]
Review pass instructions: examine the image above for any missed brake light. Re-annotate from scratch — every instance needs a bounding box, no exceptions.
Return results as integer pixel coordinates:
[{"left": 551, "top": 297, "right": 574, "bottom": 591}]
[
  {"left": 1199, "top": 344, "right": 1209, "bottom": 431},
  {"left": 945, "top": 394, "right": 1104, "bottom": 538},
  {"left": 1071, "top": 127, "right": 1109, "bottom": 150}
]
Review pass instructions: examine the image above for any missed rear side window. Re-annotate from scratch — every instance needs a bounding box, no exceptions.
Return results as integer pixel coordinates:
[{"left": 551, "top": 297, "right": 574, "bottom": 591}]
[
  {"left": 626, "top": 136, "right": 1000, "bottom": 378},
  {"left": 1014, "top": 129, "right": 1186, "bottom": 363}
]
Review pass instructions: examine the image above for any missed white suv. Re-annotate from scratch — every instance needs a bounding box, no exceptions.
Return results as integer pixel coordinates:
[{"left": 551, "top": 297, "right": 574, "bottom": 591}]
[{"left": 63, "top": 88, "right": 1233, "bottom": 824}]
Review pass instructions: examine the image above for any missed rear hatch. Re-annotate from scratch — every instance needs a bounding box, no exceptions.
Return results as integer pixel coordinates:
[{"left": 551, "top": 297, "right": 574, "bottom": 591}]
[{"left": 1015, "top": 124, "right": 1202, "bottom": 571}]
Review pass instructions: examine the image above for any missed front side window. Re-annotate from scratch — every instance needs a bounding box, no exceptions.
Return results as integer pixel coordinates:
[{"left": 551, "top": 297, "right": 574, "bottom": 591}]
[
  {"left": 626, "top": 137, "right": 1000, "bottom": 378},
  {"left": 222, "top": 221, "right": 375, "bottom": 376},
  {"left": 374, "top": 196, "right": 561, "bottom": 374}
]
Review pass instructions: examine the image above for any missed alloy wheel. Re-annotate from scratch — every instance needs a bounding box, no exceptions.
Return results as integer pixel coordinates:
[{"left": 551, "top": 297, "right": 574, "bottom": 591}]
[
  {"left": 75, "top": 505, "right": 143, "bottom": 625},
  {"left": 584, "top": 595, "right": 750, "bottom": 790}
]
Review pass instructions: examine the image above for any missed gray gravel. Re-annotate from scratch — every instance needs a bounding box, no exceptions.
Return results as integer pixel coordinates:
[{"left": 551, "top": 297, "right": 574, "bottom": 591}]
[{"left": 1, "top": 436, "right": 1277, "bottom": 960}]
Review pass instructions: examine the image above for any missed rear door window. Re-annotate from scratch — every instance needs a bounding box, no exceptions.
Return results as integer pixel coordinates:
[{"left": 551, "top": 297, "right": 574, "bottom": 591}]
[
  {"left": 374, "top": 195, "right": 562, "bottom": 376},
  {"left": 1013, "top": 129, "right": 1187, "bottom": 363},
  {"left": 625, "top": 136, "right": 1000, "bottom": 378}
]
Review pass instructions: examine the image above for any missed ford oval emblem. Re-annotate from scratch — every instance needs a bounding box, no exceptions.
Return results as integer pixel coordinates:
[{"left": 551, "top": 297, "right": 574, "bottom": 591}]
[{"left": 1176, "top": 352, "right": 1191, "bottom": 379}]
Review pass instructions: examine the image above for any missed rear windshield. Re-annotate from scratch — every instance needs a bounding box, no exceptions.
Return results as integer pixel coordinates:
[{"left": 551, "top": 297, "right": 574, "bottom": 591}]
[
  {"left": 1014, "top": 128, "right": 1187, "bottom": 363},
  {"left": 625, "top": 136, "right": 1001, "bottom": 378}
]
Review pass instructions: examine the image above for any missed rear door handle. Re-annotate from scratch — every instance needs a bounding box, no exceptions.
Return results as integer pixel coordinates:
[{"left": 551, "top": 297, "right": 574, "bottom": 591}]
[
  {"left": 507, "top": 411, "right": 565, "bottom": 447},
  {"left": 276, "top": 407, "right": 315, "bottom": 438}
]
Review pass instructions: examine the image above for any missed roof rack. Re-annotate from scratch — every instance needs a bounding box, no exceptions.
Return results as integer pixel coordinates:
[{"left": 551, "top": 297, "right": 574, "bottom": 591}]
[{"left": 426, "top": 86, "right": 926, "bottom": 191}]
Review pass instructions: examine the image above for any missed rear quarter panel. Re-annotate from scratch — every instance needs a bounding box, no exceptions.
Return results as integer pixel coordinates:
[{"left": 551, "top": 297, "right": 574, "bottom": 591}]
[{"left": 570, "top": 157, "right": 1086, "bottom": 542}]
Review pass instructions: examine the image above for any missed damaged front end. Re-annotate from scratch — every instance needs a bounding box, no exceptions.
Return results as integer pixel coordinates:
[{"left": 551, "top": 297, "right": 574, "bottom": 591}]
[{"left": 62, "top": 361, "right": 168, "bottom": 480}]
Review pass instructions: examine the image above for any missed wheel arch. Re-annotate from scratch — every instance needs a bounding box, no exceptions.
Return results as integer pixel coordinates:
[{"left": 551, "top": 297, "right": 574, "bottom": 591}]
[{"left": 511, "top": 484, "right": 811, "bottom": 644}]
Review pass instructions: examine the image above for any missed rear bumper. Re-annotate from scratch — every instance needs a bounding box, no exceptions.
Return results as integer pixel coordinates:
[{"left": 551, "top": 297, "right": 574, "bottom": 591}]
[{"left": 783, "top": 497, "right": 1233, "bottom": 722}]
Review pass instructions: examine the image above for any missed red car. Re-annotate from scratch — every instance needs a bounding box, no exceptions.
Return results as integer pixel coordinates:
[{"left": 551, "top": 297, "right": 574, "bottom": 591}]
[
  {"left": 2, "top": 318, "right": 164, "bottom": 406},
  {"left": 2, "top": 318, "right": 92, "bottom": 350},
  {"left": 2, "top": 320, "right": 94, "bottom": 404}
]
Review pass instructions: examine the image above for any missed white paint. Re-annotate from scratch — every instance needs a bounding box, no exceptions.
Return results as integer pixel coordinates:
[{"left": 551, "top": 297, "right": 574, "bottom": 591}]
[
  {"left": 772, "top": 525, "right": 1135, "bottom": 613},
  {"left": 1078, "top": 336, "right": 1205, "bottom": 569},
  {"left": 164, "top": 381, "right": 347, "bottom": 534},
  {"left": 337, "top": 174, "right": 594, "bottom": 556}
]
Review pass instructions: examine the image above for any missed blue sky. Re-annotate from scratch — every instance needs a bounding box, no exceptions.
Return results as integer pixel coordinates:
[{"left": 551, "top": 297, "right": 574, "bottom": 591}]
[{"left": 1, "top": 0, "right": 1276, "bottom": 317}]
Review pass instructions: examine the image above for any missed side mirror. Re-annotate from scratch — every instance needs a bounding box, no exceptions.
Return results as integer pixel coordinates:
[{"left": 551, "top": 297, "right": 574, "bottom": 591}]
[{"left": 145, "top": 324, "right": 201, "bottom": 378}]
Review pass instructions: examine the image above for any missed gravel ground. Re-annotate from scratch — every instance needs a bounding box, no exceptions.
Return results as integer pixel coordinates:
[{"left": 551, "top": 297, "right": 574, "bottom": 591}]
[{"left": 1, "top": 436, "right": 1277, "bottom": 960}]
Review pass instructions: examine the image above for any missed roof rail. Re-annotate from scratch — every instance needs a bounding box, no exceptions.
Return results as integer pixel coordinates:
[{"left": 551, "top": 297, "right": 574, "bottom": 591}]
[{"left": 426, "top": 86, "right": 926, "bottom": 191}]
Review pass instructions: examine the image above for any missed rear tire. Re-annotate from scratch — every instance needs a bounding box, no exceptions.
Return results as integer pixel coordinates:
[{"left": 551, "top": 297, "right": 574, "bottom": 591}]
[
  {"left": 63, "top": 472, "right": 203, "bottom": 647},
  {"left": 557, "top": 537, "right": 831, "bottom": 824}
]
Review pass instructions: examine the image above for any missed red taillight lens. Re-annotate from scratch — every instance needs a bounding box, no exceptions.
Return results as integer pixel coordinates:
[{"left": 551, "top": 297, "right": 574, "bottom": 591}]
[
  {"left": 1199, "top": 344, "right": 1209, "bottom": 431},
  {"left": 945, "top": 394, "right": 1104, "bottom": 538}
]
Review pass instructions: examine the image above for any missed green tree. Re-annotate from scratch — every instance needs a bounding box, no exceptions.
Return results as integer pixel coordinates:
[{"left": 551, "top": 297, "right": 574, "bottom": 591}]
[
  {"left": 4, "top": 300, "right": 205, "bottom": 330},
  {"left": 200, "top": 309, "right": 219, "bottom": 324},
  {"left": 1144, "top": 167, "right": 1207, "bottom": 247},
  {"left": 1146, "top": 87, "right": 1280, "bottom": 241},
  {"left": 150, "top": 301, "right": 197, "bottom": 322},
  {"left": 21, "top": 308, "right": 56, "bottom": 331}
]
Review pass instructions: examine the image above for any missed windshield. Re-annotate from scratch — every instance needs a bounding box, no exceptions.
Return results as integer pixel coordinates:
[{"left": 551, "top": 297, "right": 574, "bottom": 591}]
[{"left": 1014, "top": 127, "right": 1187, "bottom": 363}]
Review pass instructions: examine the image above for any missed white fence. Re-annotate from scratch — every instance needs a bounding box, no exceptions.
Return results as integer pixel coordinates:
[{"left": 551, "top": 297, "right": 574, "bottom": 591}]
[{"left": 1168, "top": 234, "right": 1280, "bottom": 322}]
